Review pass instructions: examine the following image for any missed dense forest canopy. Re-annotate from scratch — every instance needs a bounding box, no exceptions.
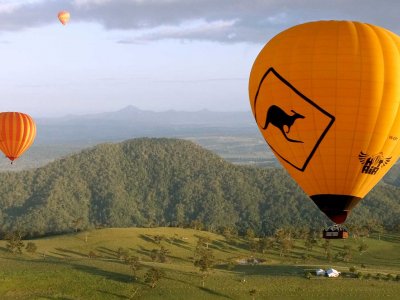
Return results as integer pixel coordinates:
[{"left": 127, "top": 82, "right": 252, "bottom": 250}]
[{"left": 0, "top": 138, "right": 399, "bottom": 237}]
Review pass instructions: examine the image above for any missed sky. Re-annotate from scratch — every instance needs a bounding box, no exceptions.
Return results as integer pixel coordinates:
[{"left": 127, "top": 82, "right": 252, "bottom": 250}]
[{"left": 0, "top": 0, "right": 399, "bottom": 117}]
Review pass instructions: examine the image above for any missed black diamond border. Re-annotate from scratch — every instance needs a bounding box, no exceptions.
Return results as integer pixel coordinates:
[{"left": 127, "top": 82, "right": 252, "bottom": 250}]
[{"left": 253, "top": 67, "right": 336, "bottom": 172}]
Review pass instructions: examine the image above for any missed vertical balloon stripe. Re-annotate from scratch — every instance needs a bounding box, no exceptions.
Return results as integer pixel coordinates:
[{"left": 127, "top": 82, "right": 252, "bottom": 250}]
[
  {"left": 15, "top": 114, "right": 30, "bottom": 158},
  {"left": 18, "top": 115, "right": 36, "bottom": 158}
]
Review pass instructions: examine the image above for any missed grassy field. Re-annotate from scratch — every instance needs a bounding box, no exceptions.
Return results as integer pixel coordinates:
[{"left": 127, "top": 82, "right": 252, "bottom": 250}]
[{"left": 0, "top": 227, "right": 399, "bottom": 299}]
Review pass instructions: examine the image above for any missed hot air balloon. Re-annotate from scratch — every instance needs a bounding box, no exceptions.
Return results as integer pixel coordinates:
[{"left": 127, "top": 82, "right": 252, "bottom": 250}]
[
  {"left": 249, "top": 20, "right": 400, "bottom": 237},
  {"left": 0, "top": 112, "right": 36, "bottom": 163},
  {"left": 58, "top": 11, "right": 70, "bottom": 25}
]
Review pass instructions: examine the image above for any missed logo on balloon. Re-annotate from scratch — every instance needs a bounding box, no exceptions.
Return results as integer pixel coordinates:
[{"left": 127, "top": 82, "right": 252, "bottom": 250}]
[
  {"left": 253, "top": 68, "right": 335, "bottom": 172},
  {"left": 358, "top": 151, "right": 391, "bottom": 175},
  {"left": 262, "top": 105, "right": 305, "bottom": 143}
]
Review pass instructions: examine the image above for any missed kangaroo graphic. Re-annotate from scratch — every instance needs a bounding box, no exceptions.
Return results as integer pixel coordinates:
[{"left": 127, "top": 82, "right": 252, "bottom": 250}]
[{"left": 262, "top": 105, "right": 305, "bottom": 143}]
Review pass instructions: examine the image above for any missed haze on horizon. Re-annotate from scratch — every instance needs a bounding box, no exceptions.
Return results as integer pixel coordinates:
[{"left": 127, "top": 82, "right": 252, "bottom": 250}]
[{"left": 0, "top": 0, "right": 398, "bottom": 118}]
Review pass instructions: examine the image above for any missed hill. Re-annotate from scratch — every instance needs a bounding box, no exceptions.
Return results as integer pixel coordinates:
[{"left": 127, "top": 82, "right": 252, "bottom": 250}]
[
  {"left": 0, "top": 227, "right": 400, "bottom": 299},
  {"left": 0, "top": 138, "right": 399, "bottom": 237}
]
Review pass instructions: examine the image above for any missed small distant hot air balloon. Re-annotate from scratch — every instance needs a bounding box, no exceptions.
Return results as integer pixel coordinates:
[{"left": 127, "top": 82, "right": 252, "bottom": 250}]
[
  {"left": 249, "top": 20, "right": 400, "bottom": 237},
  {"left": 58, "top": 11, "right": 70, "bottom": 25},
  {"left": 0, "top": 112, "right": 36, "bottom": 163}
]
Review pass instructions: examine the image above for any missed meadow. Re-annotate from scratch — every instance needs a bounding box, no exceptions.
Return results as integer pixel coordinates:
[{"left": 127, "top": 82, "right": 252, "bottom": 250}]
[{"left": 0, "top": 227, "right": 399, "bottom": 299}]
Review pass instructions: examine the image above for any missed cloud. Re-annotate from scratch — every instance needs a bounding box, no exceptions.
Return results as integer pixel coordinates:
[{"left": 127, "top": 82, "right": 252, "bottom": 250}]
[{"left": 0, "top": 0, "right": 399, "bottom": 43}]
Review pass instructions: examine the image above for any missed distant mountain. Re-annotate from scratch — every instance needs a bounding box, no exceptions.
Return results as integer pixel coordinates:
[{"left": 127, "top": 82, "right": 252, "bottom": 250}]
[
  {"left": 35, "top": 106, "right": 257, "bottom": 144},
  {"left": 0, "top": 138, "right": 399, "bottom": 237}
]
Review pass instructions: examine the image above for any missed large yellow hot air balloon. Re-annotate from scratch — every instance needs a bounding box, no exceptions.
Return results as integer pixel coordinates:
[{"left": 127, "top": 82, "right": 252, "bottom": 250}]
[
  {"left": 249, "top": 20, "right": 400, "bottom": 225},
  {"left": 0, "top": 112, "right": 36, "bottom": 162},
  {"left": 58, "top": 11, "right": 70, "bottom": 25}
]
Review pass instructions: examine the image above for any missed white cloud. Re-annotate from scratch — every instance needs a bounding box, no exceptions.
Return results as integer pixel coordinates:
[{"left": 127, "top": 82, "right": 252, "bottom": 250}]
[
  {"left": 118, "top": 19, "right": 238, "bottom": 43},
  {"left": 0, "top": 0, "right": 399, "bottom": 43}
]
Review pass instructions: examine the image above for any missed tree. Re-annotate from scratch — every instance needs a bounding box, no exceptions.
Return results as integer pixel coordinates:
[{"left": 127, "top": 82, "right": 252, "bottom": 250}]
[
  {"left": 321, "top": 240, "right": 331, "bottom": 256},
  {"left": 191, "top": 219, "right": 204, "bottom": 231},
  {"left": 194, "top": 237, "right": 215, "bottom": 287},
  {"left": 25, "top": 242, "right": 37, "bottom": 254},
  {"left": 126, "top": 255, "right": 141, "bottom": 280},
  {"left": 72, "top": 217, "right": 83, "bottom": 232},
  {"left": 249, "top": 289, "right": 257, "bottom": 300},
  {"left": 304, "top": 232, "right": 318, "bottom": 252},
  {"left": 358, "top": 241, "right": 369, "bottom": 255},
  {"left": 274, "top": 228, "right": 293, "bottom": 257},
  {"left": 336, "top": 244, "right": 352, "bottom": 262},
  {"left": 5, "top": 231, "right": 25, "bottom": 254},
  {"left": 153, "top": 235, "right": 164, "bottom": 245},
  {"left": 158, "top": 246, "right": 170, "bottom": 263},
  {"left": 196, "top": 236, "right": 212, "bottom": 250},
  {"left": 144, "top": 268, "right": 164, "bottom": 288},
  {"left": 258, "top": 237, "right": 274, "bottom": 254},
  {"left": 245, "top": 228, "right": 256, "bottom": 240},
  {"left": 117, "top": 247, "right": 129, "bottom": 261}
]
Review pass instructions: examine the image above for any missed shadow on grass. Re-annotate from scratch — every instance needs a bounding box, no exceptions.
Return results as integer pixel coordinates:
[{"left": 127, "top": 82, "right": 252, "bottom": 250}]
[
  {"left": 36, "top": 296, "right": 74, "bottom": 300},
  {"left": 139, "top": 234, "right": 156, "bottom": 244},
  {"left": 371, "top": 234, "right": 400, "bottom": 243},
  {"left": 198, "top": 286, "right": 233, "bottom": 299},
  {"left": 0, "top": 246, "right": 10, "bottom": 253},
  {"left": 55, "top": 248, "right": 87, "bottom": 257},
  {"left": 96, "top": 246, "right": 117, "bottom": 258},
  {"left": 4, "top": 254, "right": 143, "bottom": 285},
  {"left": 216, "top": 264, "right": 305, "bottom": 277},
  {"left": 97, "top": 289, "right": 130, "bottom": 299},
  {"left": 70, "top": 263, "right": 135, "bottom": 284},
  {"left": 166, "top": 239, "right": 192, "bottom": 251}
]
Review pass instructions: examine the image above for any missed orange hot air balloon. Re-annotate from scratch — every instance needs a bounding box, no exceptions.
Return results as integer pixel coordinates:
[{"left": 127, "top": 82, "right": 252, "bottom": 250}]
[
  {"left": 249, "top": 20, "right": 400, "bottom": 225},
  {"left": 58, "top": 11, "right": 70, "bottom": 25},
  {"left": 0, "top": 112, "right": 36, "bottom": 162}
]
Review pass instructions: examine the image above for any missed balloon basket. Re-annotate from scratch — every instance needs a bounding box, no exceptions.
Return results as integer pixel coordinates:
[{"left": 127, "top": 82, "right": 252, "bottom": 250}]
[{"left": 323, "top": 224, "right": 348, "bottom": 239}]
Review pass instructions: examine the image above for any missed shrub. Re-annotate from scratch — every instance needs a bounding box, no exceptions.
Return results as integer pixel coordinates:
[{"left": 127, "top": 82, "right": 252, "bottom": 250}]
[{"left": 25, "top": 242, "right": 37, "bottom": 254}]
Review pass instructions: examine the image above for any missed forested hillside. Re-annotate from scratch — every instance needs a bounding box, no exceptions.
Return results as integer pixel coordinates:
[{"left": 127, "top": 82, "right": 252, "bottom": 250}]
[{"left": 0, "top": 138, "right": 399, "bottom": 237}]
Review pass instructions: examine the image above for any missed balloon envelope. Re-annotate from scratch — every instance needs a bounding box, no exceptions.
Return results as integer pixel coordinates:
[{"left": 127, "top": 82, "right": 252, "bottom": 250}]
[
  {"left": 0, "top": 112, "right": 36, "bottom": 162},
  {"left": 249, "top": 20, "right": 400, "bottom": 224},
  {"left": 58, "top": 11, "right": 70, "bottom": 25}
]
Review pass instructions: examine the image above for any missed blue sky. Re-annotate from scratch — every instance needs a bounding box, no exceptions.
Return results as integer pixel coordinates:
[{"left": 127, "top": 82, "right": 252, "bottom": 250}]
[{"left": 0, "top": 0, "right": 398, "bottom": 117}]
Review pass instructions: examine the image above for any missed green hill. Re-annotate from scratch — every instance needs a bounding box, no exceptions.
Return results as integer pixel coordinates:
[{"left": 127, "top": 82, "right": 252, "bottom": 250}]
[{"left": 0, "top": 138, "right": 399, "bottom": 237}]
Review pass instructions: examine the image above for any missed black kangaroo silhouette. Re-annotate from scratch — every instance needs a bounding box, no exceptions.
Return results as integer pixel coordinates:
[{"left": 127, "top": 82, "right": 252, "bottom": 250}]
[{"left": 262, "top": 105, "right": 305, "bottom": 143}]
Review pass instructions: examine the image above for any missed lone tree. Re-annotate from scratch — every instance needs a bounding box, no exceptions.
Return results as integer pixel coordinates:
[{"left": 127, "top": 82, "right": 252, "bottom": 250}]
[
  {"left": 358, "top": 241, "right": 369, "bottom": 255},
  {"left": 194, "top": 237, "right": 215, "bottom": 287},
  {"left": 5, "top": 231, "right": 25, "bottom": 254},
  {"left": 144, "top": 267, "right": 164, "bottom": 288}
]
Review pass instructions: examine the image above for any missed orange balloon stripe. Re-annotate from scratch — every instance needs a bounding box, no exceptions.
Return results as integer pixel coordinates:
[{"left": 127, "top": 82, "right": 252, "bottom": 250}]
[
  {"left": 15, "top": 114, "right": 35, "bottom": 159},
  {"left": 0, "top": 113, "right": 13, "bottom": 159}
]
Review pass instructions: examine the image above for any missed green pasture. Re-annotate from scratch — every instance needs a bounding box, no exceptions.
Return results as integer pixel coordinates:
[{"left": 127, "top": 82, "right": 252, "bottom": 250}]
[{"left": 0, "top": 227, "right": 399, "bottom": 299}]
